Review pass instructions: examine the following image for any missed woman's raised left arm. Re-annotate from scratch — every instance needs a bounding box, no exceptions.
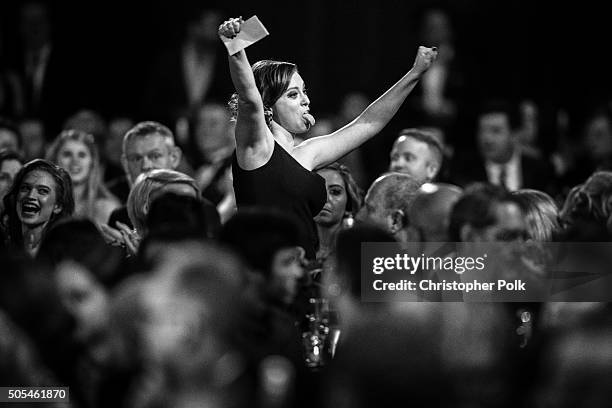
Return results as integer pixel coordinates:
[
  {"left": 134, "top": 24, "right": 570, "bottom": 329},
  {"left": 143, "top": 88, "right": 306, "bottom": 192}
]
[{"left": 299, "top": 46, "right": 437, "bottom": 169}]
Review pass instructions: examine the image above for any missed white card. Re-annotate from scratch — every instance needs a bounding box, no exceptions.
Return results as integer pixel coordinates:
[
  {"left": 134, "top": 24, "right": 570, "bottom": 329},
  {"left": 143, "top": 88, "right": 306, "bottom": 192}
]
[{"left": 221, "top": 16, "right": 269, "bottom": 55}]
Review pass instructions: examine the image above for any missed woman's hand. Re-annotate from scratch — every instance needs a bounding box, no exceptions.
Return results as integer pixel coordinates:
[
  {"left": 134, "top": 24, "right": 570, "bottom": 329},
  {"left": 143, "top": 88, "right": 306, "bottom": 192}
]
[
  {"left": 115, "top": 222, "right": 141, "bottom": 258},
  {"left": 218, "top": 17, "right": 244, "bottom": 39},
  {"left": 99, "top": 223, "right": 125, "bottom": 247},
  {"left": 411, "top": 46, "right": 438, "bottom": 75}
]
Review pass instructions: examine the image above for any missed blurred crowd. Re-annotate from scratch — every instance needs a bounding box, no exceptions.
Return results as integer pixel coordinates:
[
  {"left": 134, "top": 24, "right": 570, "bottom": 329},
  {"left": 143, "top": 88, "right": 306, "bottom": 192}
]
[{"left": 1, "top": 2, "right": 612, "bottom": 408}]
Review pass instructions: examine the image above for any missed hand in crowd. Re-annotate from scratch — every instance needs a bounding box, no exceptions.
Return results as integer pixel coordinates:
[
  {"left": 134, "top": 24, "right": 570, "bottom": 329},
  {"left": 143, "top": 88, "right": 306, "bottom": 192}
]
[
  {"left": 115, "top": 222, "right": 141, "bottom": 257},
  {"left": 99, "top": 222, "right": 141, "bottom": 257},
  {"left": 218, "top": 17, "right": 244, "bottom": 39}
]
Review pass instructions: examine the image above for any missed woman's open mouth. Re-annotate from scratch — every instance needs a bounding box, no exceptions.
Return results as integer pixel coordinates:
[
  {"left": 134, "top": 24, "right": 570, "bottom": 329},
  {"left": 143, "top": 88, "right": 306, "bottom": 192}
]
[{"left": 21, "top": 201, "right": 41, "bottom": 216}]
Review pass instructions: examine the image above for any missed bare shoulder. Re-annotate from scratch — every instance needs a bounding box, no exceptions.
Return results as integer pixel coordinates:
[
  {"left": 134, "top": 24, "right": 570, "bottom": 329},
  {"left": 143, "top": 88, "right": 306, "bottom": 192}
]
[{"left": 293, "top": 135, "right": 331, "bottom": 170}]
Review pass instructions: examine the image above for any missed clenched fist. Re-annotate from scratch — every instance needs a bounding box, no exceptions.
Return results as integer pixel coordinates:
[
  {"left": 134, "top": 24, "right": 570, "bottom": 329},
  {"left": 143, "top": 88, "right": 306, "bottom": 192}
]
[
  {"left": 218, "top": 17, "right": 244, "bottom": 39},
  {"left": 412, "top": 46, "right": 438, "bottom": 75}
]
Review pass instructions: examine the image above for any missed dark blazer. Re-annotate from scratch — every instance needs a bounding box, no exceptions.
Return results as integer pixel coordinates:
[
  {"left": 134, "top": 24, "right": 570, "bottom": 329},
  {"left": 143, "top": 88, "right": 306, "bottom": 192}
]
[
  {"left": 13, "top": 46, "right": 83, "bottom": 137},
  {"left": 450, "top": 151, "right": 558, "bottom": 195}
]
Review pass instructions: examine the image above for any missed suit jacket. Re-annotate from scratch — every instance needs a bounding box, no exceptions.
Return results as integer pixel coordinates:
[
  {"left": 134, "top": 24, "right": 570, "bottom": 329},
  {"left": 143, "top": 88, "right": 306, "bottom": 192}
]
[
  {"left": 450, "top": 151, "right": 558, "bottom": 195},
  {"left": 13, "top": 46, "right": 82, "bottom": 137}
]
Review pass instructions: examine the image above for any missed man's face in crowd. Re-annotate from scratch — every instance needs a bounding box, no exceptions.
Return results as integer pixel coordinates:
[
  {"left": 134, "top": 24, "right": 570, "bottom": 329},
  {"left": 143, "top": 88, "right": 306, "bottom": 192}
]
[
  {"left": 0, "top": 159, "right": 23, "bottom": 211},
  {"left": 123, "top": 133, "right": 179, "bottom": 184},
  {"left": 356, "top": 191, "right": 388, "bottom": 231},
  {"left": 477, "top": 113, "right": 514, "bottom": 164},
  {"left": 474, "top": 201, "right": 527, "bottom": 242},
  {"left": 0, "top": 129, "right": 19, "bottom": 152},
  {"left": 389, "top": 136, "right": 437, "bottom": 183}
]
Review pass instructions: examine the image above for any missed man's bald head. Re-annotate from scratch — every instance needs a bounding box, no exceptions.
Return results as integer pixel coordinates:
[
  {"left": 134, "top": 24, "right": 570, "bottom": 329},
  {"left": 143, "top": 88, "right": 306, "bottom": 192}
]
[
  {"left": 408, "top": 183, "right": 463, "bottom": 241},
  {"left": 357, "top": 172, "right": 421, "bottom": 238}
]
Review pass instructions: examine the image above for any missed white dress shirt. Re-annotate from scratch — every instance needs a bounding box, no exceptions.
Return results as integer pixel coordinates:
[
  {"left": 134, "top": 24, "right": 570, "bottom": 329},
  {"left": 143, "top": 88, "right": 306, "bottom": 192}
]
[{"left": 485, "top": 150, "right": 522, "bottom": 191}]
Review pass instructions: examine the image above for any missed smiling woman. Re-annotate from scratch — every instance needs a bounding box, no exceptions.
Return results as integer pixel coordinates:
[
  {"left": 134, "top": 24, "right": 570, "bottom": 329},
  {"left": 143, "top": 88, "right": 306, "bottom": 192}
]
[
  {"left": 1, "top": 159, "right": 74, "bottom": 256},
  {"left": 47, "top": 130, "right": 120, "bottom": 225}
]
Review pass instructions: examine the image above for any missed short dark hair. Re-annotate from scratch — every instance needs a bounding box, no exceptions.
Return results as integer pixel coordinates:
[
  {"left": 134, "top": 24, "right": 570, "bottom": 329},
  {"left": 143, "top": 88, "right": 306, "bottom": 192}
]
[
  {"left": 366, "top": 172, "right": 422, "bottom": 218},
  {"left": 396, "top": 128, "right": 444, "bottom": 167},
  {"left": 229, "top": 60, "right": 298, "bottom": 126},
  {"left": 122, "top": 121, "right": 175, "bottom": 154},
  {"left": 220, "top": 208, "right": 301, "bottom": 276},
  {"left": 478, "top": 99, "right": 521, "bottom": 131},
  {"left": 448, "top": 183, "right": 521, "bottom": 241},
  {"left": 37, "top": 218, "right": 125, "bottom": 288},
  {"left": 335, "top": 224, "right": 396, "bottom": 299},
  {"left": 145, "top": 192, "right": 221, "bottom": 239}
]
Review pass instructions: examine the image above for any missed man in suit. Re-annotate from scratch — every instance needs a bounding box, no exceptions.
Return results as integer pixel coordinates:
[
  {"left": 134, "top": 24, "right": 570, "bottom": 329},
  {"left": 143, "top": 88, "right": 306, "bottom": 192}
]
[
  {"left": 141, "top": 8, "right": 230, "bottom": 127},
  {"left": 451, "top": 100, "right": 556, "bottom": 194},
  {"left": 106, "top": 121, "right": 182, "bottom": 228},
  {"left": 15, "top": 1, "right": 78, "bottom": 136}
]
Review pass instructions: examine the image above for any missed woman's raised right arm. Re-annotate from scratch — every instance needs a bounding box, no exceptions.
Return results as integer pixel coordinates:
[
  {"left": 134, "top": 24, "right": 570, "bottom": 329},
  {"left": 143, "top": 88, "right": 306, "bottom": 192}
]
[{"left": 219, "top": 18, "right": 272, "bottom": 165}]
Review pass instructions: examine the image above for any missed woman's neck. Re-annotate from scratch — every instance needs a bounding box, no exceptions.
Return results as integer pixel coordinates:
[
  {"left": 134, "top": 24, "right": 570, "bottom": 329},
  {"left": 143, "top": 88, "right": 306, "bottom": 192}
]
[
  {"left": 316, "top": 222, "right": 342, "bottom": 259},
  {"left": 270, "top": 121, "right": 295, "bottom": 151},
  {"left": 22, "top": 222, "right": 47, "bottom": 256},
  {"left": 73, "top": 182, "right": 86, "bottom": 201}
]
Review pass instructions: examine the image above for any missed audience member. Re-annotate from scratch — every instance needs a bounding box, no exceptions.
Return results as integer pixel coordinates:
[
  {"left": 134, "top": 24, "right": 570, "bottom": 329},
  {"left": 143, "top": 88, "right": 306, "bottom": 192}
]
[
  {"left": 47, "top": 129, "right": 120, "bottom": 225},
  {"left": 0, "top": 150, "right": 24, "bottom": 214},
  {"left": 451, "top": 100, "right": 557, "bottom": 194},
  {"left": 512, "top": 189, "right": 560, "bottom": 241},
  {"left": 449, "top": 183, "right": 527, "bottom": 242},
  {"left": 107, "top": 121, "right": 183, "bottom": 227},
  {"left": 314, "top": 162, "right": 363, "bottom": 261},
  {"left": 1, "top": 159, "right": 74, "bottom": 256},
  {"left": 14, "top": 1, "right": 77, "bottom": 135},
  {"left": 187, "top": 101, "right": 236, "bottom": 222},
  {"left": 142, "top": 8, "right": 230, "bottom": 126},
  {"left": 408, "top": 182, "right": 462, "bottom": 242},
  {"left": 0, "top": 117, "right": 21, "bottom": 153},
  {"left": 564, "top": 106, "right": 612, "bottom": 187},
  {"left": 558, "top": 171, "right": 612, "bottom": 234},
  {"left": 388, "top": 128, "right": 444, "bottom": 183},
  {"left": 18, "top": 117, "right": 46, "bottom": 160},
  {"left": 356, "top": 172, "right": 421, "bottom": 244}
]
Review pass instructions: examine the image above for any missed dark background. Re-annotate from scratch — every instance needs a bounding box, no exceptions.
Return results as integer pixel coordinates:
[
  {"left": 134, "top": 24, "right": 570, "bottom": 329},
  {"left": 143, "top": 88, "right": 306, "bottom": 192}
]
[{"left": 1, "top": 0, "right": 609, "bottom": 141}]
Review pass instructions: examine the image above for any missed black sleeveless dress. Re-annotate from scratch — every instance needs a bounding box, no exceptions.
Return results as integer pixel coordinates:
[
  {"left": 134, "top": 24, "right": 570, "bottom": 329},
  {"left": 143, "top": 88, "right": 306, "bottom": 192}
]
[{"left": 232, "top": 141, "right": 327, "bottom": 259}]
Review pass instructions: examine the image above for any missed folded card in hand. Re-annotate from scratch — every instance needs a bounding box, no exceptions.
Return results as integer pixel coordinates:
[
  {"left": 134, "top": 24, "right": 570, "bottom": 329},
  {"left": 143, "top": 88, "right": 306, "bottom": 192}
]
[{"left": 221, "top": 16, "right": 269, "bottom": 55}]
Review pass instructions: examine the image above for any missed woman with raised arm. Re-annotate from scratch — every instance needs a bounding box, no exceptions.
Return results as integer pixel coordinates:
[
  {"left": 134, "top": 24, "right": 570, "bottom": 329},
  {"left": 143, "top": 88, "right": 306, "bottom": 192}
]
[{"left": 219, "top": 17, "right": 437, "bottom": 258}]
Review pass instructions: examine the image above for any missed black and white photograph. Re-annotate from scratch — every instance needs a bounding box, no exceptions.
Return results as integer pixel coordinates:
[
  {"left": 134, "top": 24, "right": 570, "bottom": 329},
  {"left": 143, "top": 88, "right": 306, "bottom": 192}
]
[{"left": 1, "top": 1, "right": 611, "bottom": 407}]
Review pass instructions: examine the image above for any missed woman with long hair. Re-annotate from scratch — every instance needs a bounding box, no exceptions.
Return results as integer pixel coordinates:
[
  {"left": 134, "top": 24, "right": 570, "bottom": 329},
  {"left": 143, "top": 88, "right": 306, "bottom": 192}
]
[
  {"left": 47, "top": 129, "right": 119, "bottom": 225},
  {"left": 314, "top": 163, "right": 363, "bottom": 261},
  {"left": 1, "top": 159, "right": 74, "bottom": 256}
]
